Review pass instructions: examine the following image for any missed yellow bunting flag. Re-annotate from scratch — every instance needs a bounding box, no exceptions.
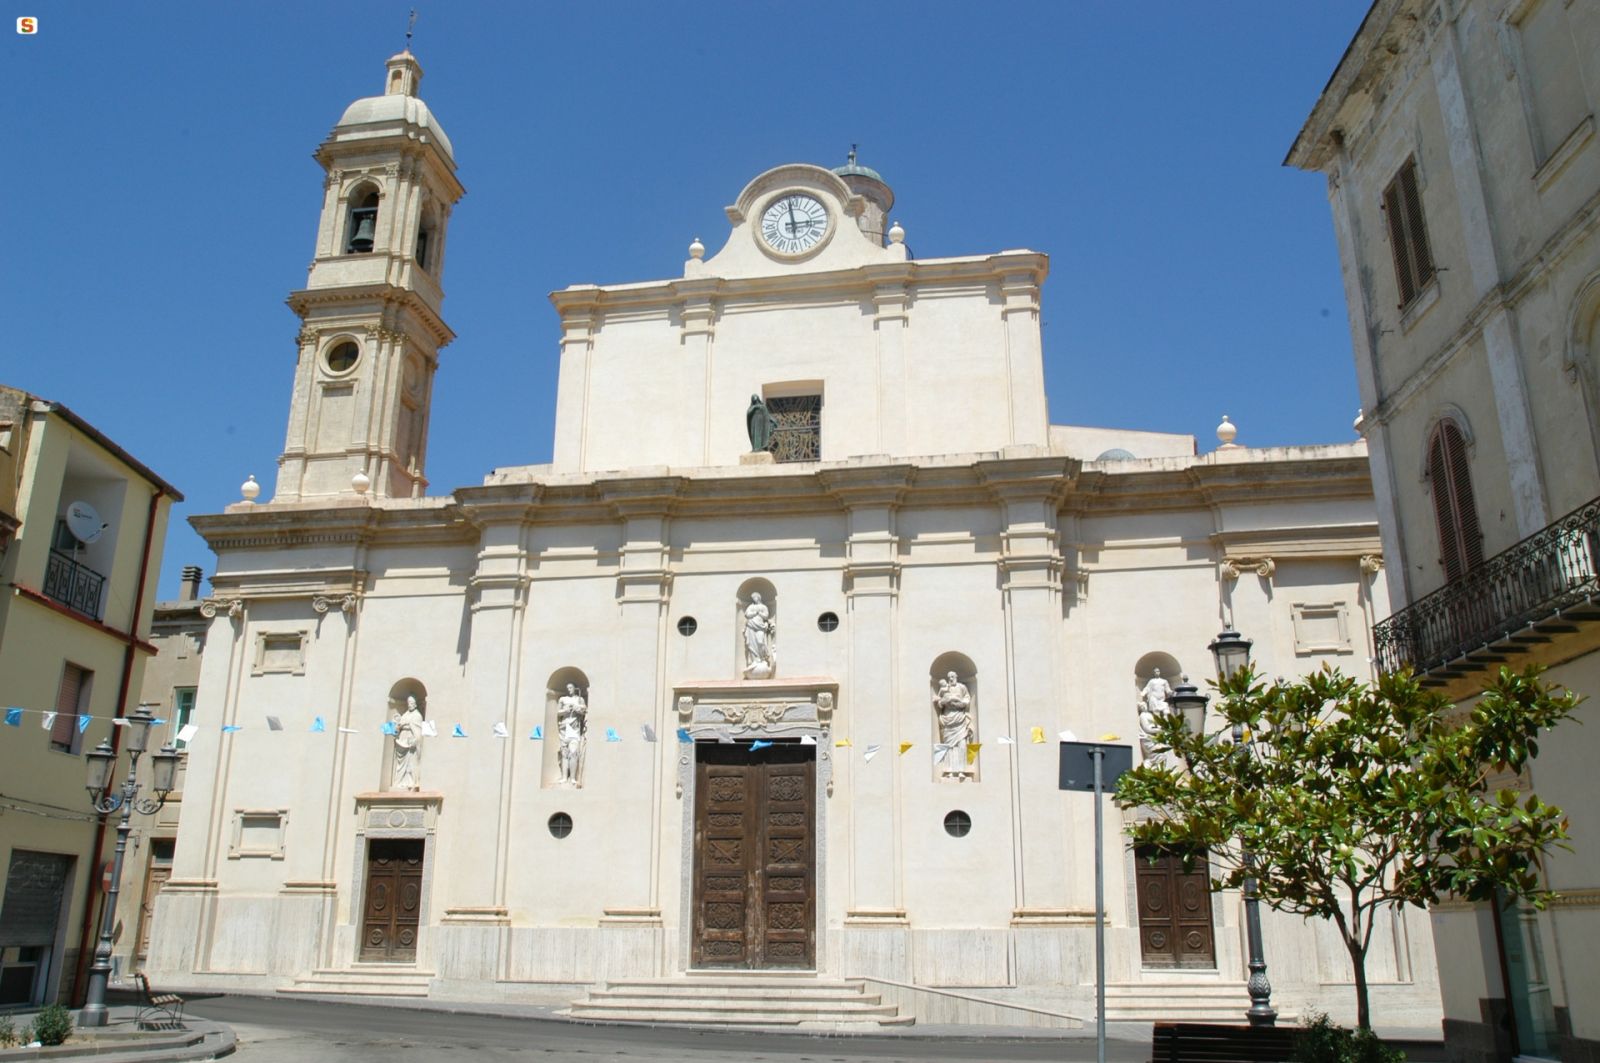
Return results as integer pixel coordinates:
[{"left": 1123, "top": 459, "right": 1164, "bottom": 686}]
[
  {"left": 835, "top": 737, "right": 853, "bottom": 748},
  {"left": 966, "top": 742, "right": 981, "bottom": 765},
  {"left": 1099, "top": 733, "right": 1121, "bottom": 742},
  {"left": 899, "top": 741, "right": 913, "bottom": 756},
  {"left": 1030, "top": 726, "right": 1046, "bottom": 744}
]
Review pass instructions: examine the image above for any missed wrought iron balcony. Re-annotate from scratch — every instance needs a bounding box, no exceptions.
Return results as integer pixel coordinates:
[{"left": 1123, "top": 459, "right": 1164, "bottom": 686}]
[
  {"left": 1374, "top": 495, "right": 1600, "bottom": 677},
  {"left": 42, "top": 549, "right": 107, "bottom": 621}
]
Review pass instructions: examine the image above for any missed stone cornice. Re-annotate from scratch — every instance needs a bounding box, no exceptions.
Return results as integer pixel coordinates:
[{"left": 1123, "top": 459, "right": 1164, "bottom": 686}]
[
  {"left": 286, "top": 282, "right": 455, "bottom": 348},
  {"left": 1284, "top": 0, "right": 1421, "bottom": 172},
  {"left": 191, "top": 447, "right": 1374, "bottom": 550},
  {"left": 547, "top": 251, "right": 1050, "bottom": 321}
]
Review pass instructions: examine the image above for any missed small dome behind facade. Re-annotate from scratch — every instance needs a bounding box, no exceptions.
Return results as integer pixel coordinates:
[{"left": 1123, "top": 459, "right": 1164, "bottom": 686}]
[
  {"left": 1096, "top": 448, "right": 1137, "bottom": 461},
  {"left": 830, "top": 147, "right": 893, "bottom": 245}
]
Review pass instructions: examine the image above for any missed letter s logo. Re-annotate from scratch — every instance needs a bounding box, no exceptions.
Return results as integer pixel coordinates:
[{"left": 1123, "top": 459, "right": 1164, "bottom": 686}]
[{"left": 17, "top": 17, "right": 38, "bottom": 34}]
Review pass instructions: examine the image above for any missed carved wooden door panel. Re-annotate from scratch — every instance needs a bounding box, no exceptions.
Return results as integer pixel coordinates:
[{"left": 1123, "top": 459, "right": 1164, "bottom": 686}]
[
  {"left": 360, "top": 839, "right": 424, "bottom": 962},
  {"left": 1135, "top": 846, "right": 1216, "bottom": 968},
  {"left": 692, "top": 744, "right": 815, "bottom": 969},
  {"left": 135, "top": 860, "right": 172, "bottom": 965}
]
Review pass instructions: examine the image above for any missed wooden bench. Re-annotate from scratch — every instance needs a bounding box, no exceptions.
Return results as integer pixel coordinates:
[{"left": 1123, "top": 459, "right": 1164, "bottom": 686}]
[
  {"left": 133, "top": 971, "right": 185, "bottom": 1030},
  {"left": 1151, "top": 1022, "right": 1301, "bottom": 1063}
]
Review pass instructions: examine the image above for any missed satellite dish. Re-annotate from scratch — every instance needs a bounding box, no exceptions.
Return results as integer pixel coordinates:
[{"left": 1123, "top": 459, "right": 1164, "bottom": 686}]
[{"left": 65, "top": 501, "right": 105, "bottom": 545}]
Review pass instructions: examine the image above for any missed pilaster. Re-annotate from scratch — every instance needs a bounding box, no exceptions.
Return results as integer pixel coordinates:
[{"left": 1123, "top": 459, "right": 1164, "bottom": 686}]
[
  {"left": 993, "top": 254, "right": 1050, "bottom": 447},
  {"left": 677, "top": 280, "right": 721, "bottom": 467},
  {"left": 865, "top": 263, "right": 913, "bottom": 456}
]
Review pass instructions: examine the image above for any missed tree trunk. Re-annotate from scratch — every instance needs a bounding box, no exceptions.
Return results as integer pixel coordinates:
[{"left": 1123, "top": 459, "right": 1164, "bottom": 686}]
[{"left": 1346, "top": 936, "right": 1371, "bottom": 1031}]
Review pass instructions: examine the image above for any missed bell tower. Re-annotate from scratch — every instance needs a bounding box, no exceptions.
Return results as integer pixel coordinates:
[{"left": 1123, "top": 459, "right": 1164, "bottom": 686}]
[{"left": 275, "top": 51, "right": 464, "bottom": 501}]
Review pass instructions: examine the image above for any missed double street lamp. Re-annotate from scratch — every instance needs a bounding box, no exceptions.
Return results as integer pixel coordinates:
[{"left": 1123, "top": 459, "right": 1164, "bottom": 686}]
[
  {"left": 1167, "top": 629, "right": 1277, "bottom": 1028},
  {"left": 80, "top": 707, "right": 179, "bottom": 1028}
]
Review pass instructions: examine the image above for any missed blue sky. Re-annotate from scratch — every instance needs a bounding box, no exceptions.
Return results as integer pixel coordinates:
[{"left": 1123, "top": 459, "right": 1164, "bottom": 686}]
[{"left": 3, "top": 2, "right": 1372, "bottom": 598}]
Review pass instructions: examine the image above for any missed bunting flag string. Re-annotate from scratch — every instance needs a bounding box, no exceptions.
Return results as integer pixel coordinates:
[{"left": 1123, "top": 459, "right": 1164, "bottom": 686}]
[
  {"left": 40, "top": 711, "right": 57, "bottom": 731},
  {"left": 266, "top": 716, "right": 284, "bottom": 732}
]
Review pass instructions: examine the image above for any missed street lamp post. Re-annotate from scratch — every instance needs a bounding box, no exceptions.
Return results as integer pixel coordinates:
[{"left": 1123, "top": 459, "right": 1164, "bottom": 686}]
[
  {"left": 1207, "top": 629, "right": 1277, "bottom": 1028},
  {"left": 80, "top": 707, "right": 178, "bottom": 1028}
]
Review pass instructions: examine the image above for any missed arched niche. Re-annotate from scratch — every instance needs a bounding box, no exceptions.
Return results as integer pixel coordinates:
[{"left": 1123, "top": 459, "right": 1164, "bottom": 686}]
[
  {"left": 542, "top": 667, "right": 591, "bottom": 789},
  {"left": 1133, "top": 652, "right": 1183, "bottom": 767},
  {"left": 735, "top": 578, "right": 777, "bottom": 679},
  {"left": 929, "top": 651, "right": 978, "bottom": 782},
  {"left": 384, "top": 678, "right": 428, "bottom": 790}
]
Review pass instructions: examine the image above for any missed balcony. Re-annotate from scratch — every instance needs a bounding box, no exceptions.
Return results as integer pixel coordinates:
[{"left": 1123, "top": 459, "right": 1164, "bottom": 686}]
[
  {"left": 42, "top": 549, "right": 107, "bottom": 621},
  {"left": 1374, "top": 495, "right": 1600, "bottom": 683}
]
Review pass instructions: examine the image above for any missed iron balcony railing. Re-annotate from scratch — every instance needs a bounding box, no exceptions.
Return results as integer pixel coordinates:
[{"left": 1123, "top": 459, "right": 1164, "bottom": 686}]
[
  {"left": 1374, "top": 495, "right": 1600, "bottom": 675},
  {"left": 43, "top": 550, "right": 107, "bottom": 621}
]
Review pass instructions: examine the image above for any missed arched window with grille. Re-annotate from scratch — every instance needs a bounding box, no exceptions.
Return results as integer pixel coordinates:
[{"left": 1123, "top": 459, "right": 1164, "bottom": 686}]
[{"left": 1426, "top": 418, "right": 1483, "bottom": 581}]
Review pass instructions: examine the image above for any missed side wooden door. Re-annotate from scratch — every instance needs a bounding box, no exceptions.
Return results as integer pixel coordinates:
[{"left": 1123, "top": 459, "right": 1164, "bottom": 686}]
[
  {"left": 359, "top": 839, "right": 424, "bottom": 962},
  {"left": 1135, "top": 845, "right": 1216, "bottom": 969}
]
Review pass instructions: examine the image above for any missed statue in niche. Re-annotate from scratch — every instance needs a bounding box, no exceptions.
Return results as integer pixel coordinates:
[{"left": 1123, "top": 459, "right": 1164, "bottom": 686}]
[
  {"left": 556, "top": 683, "right": 588, "bottom": 787},
  {"left": 390, "top": 694, "right": 425, "bottom": 791},
  {"left": 934, "top": 671, "right": 974, "bottom": 777},
  {"left": 742, "top": 592, "right": 776, "bottom": 678},
  {"left": 1138, "top": 669, "right": 1175, "bottom": 766},
  {"left": 746, "top": 394, "right": 777, "bottom": 452}
]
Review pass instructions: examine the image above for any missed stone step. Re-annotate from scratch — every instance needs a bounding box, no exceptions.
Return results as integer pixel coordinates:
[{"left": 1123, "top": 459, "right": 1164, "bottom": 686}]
[
  {"left": 590, "top": 986, "right": 880, "bottom": 1004},
  {"left": 564, "top": 1004, "right": 914, "bottom": 1027},
  {"left": 280, "top": 967, "right": 434, "bottom": 998},
  {"left": 568, "top": 974, "right": 911, "bottom": 1027}
]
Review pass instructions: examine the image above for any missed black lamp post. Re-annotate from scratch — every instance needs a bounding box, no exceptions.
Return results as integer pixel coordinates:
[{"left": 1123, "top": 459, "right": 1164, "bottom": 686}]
[
  {"left": 81, "top": 707, "right": 178, "bottom": 1028},
  {"left": 1206, "top": 629, "right": 1276, "bottom": 1028}
]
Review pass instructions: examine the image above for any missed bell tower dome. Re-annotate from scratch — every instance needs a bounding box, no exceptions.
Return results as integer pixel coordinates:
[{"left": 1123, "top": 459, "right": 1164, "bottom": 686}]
[{"left": 275, "top": 51, "right": 465, "bottom": 502}]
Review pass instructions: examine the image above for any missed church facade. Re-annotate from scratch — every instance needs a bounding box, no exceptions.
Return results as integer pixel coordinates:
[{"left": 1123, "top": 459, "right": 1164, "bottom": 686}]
[{"left": 148, "top": 53, "right": 1441, "bottom": 1025}]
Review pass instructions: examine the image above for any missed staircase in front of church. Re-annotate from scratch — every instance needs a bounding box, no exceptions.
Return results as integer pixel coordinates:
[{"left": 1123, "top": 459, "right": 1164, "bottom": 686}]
[
  {"left": 563, "top": 973, "right": 914, "bottom": 1027},
  {"left": 279, "top": 964, "right": 434, "bottom": 998},
  {"left": 1103, "top": 979, "right": 1293, "bottom": 1023}
]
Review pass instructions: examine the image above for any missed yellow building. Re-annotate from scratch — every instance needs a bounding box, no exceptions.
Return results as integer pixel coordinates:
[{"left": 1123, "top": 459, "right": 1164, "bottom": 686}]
[{"left": 0, "top": 385, "right": 180, "bottom": 1008}]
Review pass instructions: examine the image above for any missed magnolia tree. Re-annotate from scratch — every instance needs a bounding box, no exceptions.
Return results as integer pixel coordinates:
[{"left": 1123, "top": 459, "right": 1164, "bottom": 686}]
[{"left": 1114, "top": 665, "right": 1578, "bottom": 1031}]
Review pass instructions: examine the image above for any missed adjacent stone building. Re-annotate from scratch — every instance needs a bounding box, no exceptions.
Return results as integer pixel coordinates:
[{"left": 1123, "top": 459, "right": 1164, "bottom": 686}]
[
  {"left": 148, "top": 52, "right": 1442, "bottom": 1026},
  {"left": 1289, "top": 0, "right": 1599, "bottom": 1058}
]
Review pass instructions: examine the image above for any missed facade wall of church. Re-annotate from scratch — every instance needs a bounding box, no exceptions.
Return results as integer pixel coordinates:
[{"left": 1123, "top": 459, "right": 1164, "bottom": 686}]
[{"left": 150, "top": 460, "right": 1438, "bottom": 1025}]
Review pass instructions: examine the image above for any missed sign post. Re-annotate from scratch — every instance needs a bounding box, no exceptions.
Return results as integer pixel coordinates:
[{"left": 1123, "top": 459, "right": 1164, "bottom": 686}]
[{"left": 1060, "top": 740, "right": 1132, "bottom": 1063}]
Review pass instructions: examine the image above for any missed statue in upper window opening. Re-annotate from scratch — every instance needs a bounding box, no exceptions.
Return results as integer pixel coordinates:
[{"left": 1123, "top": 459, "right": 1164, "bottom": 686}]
[{"left": 746, "top": 394, "right": 777, "bottom": 452}]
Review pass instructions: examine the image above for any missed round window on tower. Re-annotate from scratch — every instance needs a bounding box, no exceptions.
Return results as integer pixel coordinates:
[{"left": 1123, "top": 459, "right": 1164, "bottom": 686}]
[{"left": 323, "top": 341, "right": 361, "bottom": 376}]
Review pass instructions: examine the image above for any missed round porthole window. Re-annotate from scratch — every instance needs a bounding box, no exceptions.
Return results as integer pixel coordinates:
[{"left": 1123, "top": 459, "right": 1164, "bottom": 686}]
[
  {"left": 677, "top": 616, "right": 698, "bottom": 636},
  {"left": 323, "top": 341, "right": 360, "bottom": 374},
  {"left": 943, "top": 810, "right": 972, "bottom": 838},
  {"left": 548, "top": 812, "right": 573, "bottom": 839},
  {"left": 817, "top": 611, "right": 839, "bottom": 632}
]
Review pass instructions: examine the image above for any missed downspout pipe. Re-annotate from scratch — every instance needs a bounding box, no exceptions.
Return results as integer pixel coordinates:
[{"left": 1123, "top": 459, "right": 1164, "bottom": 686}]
[{"left": 70, "top": 488, "right": 161, "bottom": 1004}]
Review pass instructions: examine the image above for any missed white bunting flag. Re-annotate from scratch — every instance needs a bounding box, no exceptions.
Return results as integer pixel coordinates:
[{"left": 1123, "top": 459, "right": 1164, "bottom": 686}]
[
  {"left": 339, "top": 727, "right": 359, "bottom": 734},
  {"left": 420, "top": 720, "right": 438, "bottom": 738},
  {"left": 799, "top": 735, "right": 817, "bottom": 745},
  {"left": 1059, "top": 729, "right": 1078, "bottom": 742},
  {"left": 492, "top": 722, "right": 509, "bottom": 738},
  {"left": 933, "top": 742, "right": 953, "bottom": 765},
  {"left": 641, "top": 724, "right": 657, "bottom": 742},
  {"left": 997, "top": 735, "right": 1015, "bottom": 745},
  {"left": 864, "top": 743, "right": 882, "bottom": 762},
  {"left": 176, "top": 723, "right": 198, "bottom": 744},
  {"left": 41, "top": 711, "right": 57, "bottom": 731},
  {"left": 266, "top": 716, "right": 284, "bottom": 731},
  {"left": 112, "top": 718, "right": 129, "bottom": 727}
]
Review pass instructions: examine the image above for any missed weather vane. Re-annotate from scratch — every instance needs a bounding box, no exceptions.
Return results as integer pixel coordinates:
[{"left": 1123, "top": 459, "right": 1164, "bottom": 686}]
[{"left": 406, "top": 9, "right": 417, "bottom": 51}]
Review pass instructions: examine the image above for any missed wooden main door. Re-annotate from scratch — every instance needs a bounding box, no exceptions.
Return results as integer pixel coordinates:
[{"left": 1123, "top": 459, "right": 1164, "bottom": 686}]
[
  {"left": 135, "top": 839, "right": 175, "bottom": 968},
  {"left": 1135, "top": 846, "right": 1216, "bottom": 968},
  {"left": 692, "top": 743, "right": 815, "bottom": 969},
  {"left": 359, "top": 839, "right": 424, "bottom": 962}
]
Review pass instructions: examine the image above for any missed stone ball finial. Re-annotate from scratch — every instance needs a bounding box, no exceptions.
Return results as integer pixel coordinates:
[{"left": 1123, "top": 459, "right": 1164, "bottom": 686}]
[
  {"left": 1353, "top": 408, "right": 1365, "bottom": 435},
  {"left": 888, "top": 220, "right": 905, "bottom": 244},
  {"left": 1217, "top": 414, "right": 1238, "bottom": 447},
  {"left": 352, "top": 470, "right": 371, "bottom": 495},
  {"left": 240, "top": 474, "right": 261, "bottom": 503},
  {"left": 688, "top": 236, "right": 705, "bottom": 260}
]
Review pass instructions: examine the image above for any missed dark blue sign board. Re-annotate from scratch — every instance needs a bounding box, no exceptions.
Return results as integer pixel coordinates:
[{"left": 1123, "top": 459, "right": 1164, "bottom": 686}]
[{"left": 1058, "top": 741, "right": 1133, "bottom": 793}]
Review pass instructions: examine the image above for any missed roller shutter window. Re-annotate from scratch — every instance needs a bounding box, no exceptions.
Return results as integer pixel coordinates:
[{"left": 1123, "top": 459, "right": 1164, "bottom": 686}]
[
  {"left": 1383, "top": 159, "right": 1437, "bottom": 309},
  {"left": 1426, "top": 420, "right": 1484, "bottom": 582}
]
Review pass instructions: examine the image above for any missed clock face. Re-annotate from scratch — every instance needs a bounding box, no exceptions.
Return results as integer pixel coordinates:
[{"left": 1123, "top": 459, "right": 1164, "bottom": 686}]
[{"left": 759, "top": 193, "right": 829, "bottom": 256}]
